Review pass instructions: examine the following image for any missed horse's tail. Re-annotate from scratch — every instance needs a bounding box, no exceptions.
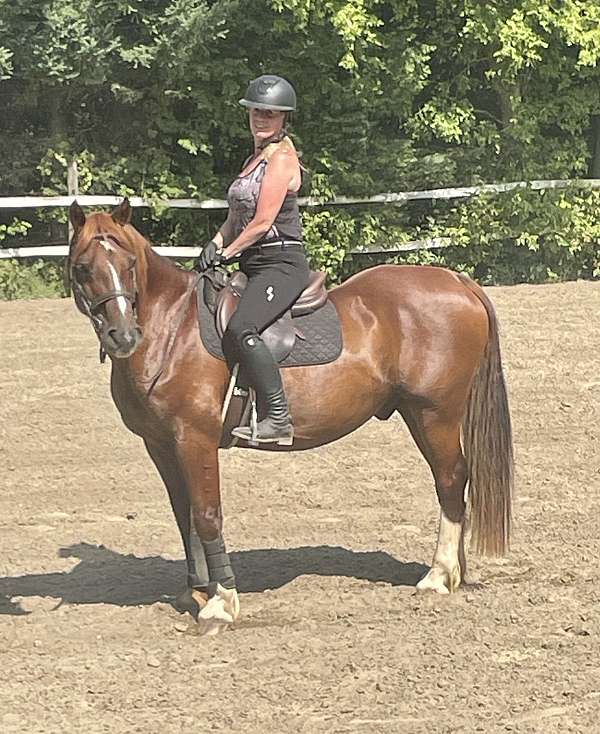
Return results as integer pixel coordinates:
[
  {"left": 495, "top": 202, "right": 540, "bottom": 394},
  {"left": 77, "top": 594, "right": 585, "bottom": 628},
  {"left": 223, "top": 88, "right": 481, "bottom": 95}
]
[{"left": 458, "top": 273, "right": 514, "bottom": 557}]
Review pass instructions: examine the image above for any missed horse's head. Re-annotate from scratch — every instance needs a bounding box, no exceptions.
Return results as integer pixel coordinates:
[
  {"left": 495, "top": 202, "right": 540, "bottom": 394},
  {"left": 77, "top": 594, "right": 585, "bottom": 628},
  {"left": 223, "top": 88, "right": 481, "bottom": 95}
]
[{"left": 68, "top": 199, "right": 143, "bottom": 358}]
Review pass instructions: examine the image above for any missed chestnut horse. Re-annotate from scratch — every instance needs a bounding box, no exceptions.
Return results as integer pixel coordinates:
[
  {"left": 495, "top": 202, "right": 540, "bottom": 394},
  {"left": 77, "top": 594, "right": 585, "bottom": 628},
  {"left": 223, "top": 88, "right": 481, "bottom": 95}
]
[{"left": 67, "top": 199, "right": 513, "bottom": 634}]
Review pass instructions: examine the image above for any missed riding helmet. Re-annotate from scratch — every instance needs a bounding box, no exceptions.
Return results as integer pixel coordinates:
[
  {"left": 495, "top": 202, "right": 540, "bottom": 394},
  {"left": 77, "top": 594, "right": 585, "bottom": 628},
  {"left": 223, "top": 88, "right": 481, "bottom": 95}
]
[{"left": 239, "top": 75, "right": 297, "bottom": 112}]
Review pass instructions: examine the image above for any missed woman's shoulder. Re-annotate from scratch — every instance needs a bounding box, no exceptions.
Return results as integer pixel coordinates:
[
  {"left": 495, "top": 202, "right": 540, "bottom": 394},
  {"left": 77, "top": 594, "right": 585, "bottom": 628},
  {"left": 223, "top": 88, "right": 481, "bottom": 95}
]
[{"left": 263, "top": 137, "right": 298, "bottom": 165}]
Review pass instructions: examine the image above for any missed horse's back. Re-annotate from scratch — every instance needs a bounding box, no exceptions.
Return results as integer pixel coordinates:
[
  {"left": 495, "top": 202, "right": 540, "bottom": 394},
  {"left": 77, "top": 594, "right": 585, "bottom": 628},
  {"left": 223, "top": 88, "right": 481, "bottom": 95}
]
[
  {"left": 331, "top": 264, "right": 475, "bottom": 301},
  {"left": 328, "top": 264, "right": 491, "bottom": 397},
  {"left": 331, "top": 265, "right": 488, "bottom": 328}
]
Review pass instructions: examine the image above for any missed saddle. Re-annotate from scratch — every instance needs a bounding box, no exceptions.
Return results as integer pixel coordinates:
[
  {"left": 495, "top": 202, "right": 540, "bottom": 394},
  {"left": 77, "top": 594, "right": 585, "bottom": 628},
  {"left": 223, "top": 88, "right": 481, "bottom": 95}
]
[{"left": 203, "top": 270, "right": 328, "bottom": 363}]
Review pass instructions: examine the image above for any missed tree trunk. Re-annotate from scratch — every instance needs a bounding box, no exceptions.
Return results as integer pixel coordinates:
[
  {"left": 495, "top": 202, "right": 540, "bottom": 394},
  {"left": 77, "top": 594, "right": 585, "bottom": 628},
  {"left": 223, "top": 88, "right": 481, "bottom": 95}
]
[
  {"left": 494, "top": 81, "right": 520, "bottom": 128},
  {"left": 590, "top": 115, "right": 600, "bottom": 178},
  {"left": 49, "top": 88, "right": 67, "bottom": 242}
]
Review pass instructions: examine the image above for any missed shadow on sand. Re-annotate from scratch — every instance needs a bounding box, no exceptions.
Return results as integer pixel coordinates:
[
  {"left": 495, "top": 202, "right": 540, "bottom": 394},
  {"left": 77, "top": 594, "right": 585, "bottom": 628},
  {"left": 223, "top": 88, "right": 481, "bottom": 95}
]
[{"left": 0, "top": 542, "right": 427, "bottom": 616}]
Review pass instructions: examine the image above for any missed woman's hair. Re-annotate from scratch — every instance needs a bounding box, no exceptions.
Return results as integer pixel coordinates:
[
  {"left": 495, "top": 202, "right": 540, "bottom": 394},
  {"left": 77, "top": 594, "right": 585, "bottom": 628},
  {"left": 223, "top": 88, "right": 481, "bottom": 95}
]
[
  {"left": 263, "top": 135, "right": 308, "bottom": 176},
  {"left": 260, "top": 120, "right": 308, "bottom": 173},
  {"left": 261, "top": 133, "right": 295, "bottom": 160},
  {"left": 252, "top": 112, "right": 308, "bottom": 173}
]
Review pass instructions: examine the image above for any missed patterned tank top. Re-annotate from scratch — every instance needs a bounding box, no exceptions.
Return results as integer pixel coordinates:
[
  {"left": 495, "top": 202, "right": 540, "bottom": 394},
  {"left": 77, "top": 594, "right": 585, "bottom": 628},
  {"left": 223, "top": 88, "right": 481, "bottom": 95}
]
[{"left": 227, "top": 158, "right": 302, "bottom": 243}]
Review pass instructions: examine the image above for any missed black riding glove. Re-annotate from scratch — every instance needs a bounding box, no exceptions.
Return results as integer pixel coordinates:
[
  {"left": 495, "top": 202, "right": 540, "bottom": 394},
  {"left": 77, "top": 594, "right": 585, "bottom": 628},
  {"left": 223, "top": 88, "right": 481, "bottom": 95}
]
[{"left": 195, "top": 240, "right": 224, "bottom": 272}]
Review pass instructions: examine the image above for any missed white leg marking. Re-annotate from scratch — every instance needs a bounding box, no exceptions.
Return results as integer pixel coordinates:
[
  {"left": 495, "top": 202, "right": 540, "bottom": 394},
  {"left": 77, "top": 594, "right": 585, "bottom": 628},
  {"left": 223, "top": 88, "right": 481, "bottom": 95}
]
[
  {"left": 417, "top": 511, "right": 464, "bottom": 594},
  {"left": 106, "top": 261, "right": 128, "bottom": 315}
]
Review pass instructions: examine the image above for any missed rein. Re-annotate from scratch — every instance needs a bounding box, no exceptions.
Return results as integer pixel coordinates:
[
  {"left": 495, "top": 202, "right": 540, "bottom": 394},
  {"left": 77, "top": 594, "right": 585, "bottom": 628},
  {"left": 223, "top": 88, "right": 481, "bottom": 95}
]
[{"left": 140, "top": 271, "right": 202, "bottom": 394}]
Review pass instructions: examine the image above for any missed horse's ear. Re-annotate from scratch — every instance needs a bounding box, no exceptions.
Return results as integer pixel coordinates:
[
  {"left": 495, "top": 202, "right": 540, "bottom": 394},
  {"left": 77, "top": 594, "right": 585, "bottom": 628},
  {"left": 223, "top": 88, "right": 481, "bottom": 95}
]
[
  {"left": 111, "top": 198, "right": 132, "bottom": 226},
  {"left": 69, "top": 200, "right": 85, "bottom": 230}
]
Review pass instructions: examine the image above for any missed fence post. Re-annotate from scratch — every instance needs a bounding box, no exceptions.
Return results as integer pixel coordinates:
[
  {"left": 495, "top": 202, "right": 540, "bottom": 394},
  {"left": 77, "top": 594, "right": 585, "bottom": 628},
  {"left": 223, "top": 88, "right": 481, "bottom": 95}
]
[{"left": 67, "top": 159, "right": 79, "bottom": 245}]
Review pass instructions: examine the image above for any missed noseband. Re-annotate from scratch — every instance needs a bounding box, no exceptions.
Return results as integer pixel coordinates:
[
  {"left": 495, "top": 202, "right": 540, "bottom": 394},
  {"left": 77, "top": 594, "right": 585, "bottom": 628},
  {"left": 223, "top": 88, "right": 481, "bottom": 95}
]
[{"left": 71, "top": 232, "right": 138, "bottom": 334}]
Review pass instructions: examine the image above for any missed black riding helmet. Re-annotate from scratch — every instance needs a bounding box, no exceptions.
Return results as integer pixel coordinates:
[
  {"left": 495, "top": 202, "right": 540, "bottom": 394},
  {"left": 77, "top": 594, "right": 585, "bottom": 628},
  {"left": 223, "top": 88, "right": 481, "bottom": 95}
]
[{"left": 239, "top": 75, "right": 297, "bottom": 112}]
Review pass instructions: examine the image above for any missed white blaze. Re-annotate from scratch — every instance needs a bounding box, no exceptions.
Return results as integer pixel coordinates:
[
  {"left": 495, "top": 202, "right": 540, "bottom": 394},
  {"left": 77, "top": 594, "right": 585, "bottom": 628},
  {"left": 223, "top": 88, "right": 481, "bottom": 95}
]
[
  {"left": 99, "top": 238, "right": 116, "bottom": 253},
  {"left": 106, "top": 261, "right": 128, "bottom": 315}
]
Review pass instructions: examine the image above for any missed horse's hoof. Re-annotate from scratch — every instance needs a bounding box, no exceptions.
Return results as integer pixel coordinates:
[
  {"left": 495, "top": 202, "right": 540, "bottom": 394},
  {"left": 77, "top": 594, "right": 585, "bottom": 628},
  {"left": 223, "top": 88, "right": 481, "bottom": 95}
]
[
  {"left": 175, "top": 588, "right": 209, "bottom": 618},
  {"left": 416, "top": 566, "right": 460, "bottom": 594},
  {"left": 416, "top": 578, "right": 450, "bottom": 595},
  {"left": 196, "top": 584, "right": 240, "bottom": 636}
]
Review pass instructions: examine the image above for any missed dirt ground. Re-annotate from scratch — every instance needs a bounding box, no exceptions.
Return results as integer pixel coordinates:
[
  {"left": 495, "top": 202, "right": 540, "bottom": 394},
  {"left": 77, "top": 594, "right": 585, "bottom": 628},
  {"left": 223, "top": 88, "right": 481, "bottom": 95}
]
[{"left": 1, "top": 279, "right": 599, "bottom": 734}]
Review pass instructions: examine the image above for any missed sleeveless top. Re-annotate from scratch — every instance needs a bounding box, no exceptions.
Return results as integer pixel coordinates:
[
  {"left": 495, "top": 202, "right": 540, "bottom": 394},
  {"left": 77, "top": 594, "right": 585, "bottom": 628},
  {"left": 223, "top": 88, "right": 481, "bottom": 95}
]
[{"left": 227, "top": 158, "right": 302, "bottom": 243}]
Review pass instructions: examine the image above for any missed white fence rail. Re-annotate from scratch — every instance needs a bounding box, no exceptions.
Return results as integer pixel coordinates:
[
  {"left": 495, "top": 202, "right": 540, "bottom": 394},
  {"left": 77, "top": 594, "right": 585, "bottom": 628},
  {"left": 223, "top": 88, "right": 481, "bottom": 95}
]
[
  {"left": 2, "top": 178, "right": 600, "bottom": 211},
  {"left": 0, "top": 245, "right": 206, "bottom": 260},
  {"left": 1, "top": 177, "right": 599, "bottom": 260},
  {"left": 0, "top": 238, "right": 454, "bottom": 261}
]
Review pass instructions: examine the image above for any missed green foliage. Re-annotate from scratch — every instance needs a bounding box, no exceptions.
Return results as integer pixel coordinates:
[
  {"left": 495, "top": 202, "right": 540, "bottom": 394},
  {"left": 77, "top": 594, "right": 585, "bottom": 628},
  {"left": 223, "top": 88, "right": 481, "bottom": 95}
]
[
  {"left": 0, "top": 260, "right": 66, "bottom": 300},
  {"left": 350, "top": 186, "right": 600, "bottom": 285},
  {"left": 0, "top": 0, "right": 599, "bottom": 295},
  {"left": 302, "top": 210, "right": 353, "bottom": 282},
  {"left": 0, "top": 219, "right": 32, "bottom": 242}
]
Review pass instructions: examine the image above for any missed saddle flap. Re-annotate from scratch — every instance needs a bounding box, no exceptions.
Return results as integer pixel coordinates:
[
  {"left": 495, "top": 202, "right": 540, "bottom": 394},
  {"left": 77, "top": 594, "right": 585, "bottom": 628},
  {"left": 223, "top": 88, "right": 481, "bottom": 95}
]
[
  {"left": 215, "top": 272, "right": 248, "bottom": 338},
  {"left": 197, "top": 280, "right": 343, "bottom": 370},
  {"left": 262, "top": 311, "right": 296, "bottom": 363},
  {"left": 291, "top": 271, "right": 327, "bottom": 316},
  {"left": 203, "top": 269, "right": 230, "bottom": 314},
  {"left": 207, "top": 267, "right": 330, "bottom": 365}
]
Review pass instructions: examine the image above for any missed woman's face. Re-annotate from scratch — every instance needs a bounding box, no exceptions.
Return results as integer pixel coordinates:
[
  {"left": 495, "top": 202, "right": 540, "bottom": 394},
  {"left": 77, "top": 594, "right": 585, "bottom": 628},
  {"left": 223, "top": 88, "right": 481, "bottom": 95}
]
[{"left": 249, "top": 107, "right": 286, "bottom": 143}]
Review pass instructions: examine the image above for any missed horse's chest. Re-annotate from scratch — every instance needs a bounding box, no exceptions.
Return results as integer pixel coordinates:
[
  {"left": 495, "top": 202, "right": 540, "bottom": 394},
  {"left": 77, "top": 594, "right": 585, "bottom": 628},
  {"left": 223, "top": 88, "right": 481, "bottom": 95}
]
[{"left": 110, "top": 370, "right": 164, "bottom": 440}]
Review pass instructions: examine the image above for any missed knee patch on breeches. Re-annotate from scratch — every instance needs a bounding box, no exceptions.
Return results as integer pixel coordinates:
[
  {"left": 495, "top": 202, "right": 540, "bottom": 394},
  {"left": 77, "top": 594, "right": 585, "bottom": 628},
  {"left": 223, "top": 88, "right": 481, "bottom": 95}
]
[
  {"left": 222, "top": 325, "right": 259, "bottom": 361},
  {"left": 239, "top": 331, "right": 263, "bottom": 352}
]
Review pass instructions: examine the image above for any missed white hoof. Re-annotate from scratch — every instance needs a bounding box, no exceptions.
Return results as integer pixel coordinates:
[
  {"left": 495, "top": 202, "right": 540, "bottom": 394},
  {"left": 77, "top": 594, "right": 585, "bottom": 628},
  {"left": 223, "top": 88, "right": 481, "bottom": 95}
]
[
  {"left": 416, "top": 565, "right": 461, "bottom": 594},
  {"left": 197, "top": 585, "right": 240, "bottom": 637}
]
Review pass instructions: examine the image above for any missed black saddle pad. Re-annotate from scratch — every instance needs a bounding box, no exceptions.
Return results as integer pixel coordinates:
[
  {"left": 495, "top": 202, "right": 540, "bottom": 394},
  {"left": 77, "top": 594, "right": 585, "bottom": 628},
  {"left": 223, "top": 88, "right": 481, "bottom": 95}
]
[{"left": 196, "top": 284, "right": 343, "bottom": 367}]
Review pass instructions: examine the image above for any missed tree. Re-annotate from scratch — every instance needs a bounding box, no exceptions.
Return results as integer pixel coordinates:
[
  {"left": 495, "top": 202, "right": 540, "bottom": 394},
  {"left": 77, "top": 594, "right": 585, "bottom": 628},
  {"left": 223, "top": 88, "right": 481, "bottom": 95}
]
[{"left": 0, "top": 0, "right": 599, "bottom": 294}]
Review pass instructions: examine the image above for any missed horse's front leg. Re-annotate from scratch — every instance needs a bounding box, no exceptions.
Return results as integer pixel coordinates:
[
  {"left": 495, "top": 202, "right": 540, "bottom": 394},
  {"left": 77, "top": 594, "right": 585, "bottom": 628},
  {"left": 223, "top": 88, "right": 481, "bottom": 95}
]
[
  {"left": 143, "top": 439, "right": 209, "bottom": 605},
  {"left": 176, "top": 433, "right": 239, "bottom": 635}
]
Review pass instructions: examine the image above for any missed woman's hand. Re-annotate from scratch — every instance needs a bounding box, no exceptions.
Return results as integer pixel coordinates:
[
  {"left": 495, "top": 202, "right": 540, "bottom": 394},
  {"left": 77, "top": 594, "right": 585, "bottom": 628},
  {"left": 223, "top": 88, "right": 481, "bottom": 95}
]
[{"left": 194, "top": 241, "right": 224, "bottom": 272}]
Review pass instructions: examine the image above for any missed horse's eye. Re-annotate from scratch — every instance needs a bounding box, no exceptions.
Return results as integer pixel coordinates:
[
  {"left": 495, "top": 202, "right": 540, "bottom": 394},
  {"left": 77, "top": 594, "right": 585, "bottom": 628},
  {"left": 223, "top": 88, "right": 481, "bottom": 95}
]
[{"left": 73, "top": 263, "right": 92, "bottom": 281}]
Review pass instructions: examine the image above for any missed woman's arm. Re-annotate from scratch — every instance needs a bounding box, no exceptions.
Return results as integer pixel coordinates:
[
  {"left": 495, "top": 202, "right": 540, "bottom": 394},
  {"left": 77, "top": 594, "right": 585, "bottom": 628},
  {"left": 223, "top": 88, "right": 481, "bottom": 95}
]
[
  {"left": 212, "top": 212, "right": 235, "bottom": 248},
  {"left": 221, "top": 148, "right": 298, "bottom": 260}
]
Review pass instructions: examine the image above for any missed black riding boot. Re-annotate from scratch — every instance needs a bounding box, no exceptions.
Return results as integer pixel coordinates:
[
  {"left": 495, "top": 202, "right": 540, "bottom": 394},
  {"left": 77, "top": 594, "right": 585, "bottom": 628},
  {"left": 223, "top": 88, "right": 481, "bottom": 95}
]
[{"left": 231, "top": 333, "right": 293, "bottom": 445}]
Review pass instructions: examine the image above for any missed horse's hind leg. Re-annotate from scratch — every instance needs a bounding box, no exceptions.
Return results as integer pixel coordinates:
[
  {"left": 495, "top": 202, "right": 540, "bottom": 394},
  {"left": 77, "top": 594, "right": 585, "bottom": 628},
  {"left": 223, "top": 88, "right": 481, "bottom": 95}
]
[{"left": 398, "top": 405, "right": 468, "bottom": 593}]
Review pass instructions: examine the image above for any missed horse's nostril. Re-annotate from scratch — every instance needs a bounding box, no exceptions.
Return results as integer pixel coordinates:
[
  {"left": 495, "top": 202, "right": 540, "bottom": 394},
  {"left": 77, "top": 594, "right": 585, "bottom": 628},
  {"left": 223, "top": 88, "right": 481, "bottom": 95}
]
[{"left": 103, "top": 324, "right": 140, "bottom": 355}]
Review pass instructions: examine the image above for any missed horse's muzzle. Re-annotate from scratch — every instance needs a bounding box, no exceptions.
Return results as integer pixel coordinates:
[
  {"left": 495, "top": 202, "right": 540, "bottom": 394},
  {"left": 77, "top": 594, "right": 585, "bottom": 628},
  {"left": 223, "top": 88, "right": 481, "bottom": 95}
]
[{"left": 101, "top": 324, "right": 143, "bottom": 358}]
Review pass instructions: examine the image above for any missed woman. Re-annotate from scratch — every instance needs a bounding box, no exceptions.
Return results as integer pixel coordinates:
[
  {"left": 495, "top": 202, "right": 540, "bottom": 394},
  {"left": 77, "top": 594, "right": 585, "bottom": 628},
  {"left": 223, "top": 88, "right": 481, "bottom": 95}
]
[{"left": 195, "top": 74, "right": 310, "bottom": 445}]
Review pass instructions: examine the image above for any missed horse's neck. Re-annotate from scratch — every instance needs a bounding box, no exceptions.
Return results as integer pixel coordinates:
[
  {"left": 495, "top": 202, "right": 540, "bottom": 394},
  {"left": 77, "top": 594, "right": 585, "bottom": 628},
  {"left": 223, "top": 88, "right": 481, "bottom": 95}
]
[{"left": 139, "top": 248, "right": 193, "bottom": 321}]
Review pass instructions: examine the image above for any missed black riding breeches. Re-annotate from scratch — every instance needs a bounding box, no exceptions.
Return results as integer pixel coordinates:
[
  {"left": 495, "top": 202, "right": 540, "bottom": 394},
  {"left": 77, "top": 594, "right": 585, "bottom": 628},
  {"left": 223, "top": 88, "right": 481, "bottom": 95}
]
[{"left": 222, "top": 247, "right": 310, "bottom": 364}]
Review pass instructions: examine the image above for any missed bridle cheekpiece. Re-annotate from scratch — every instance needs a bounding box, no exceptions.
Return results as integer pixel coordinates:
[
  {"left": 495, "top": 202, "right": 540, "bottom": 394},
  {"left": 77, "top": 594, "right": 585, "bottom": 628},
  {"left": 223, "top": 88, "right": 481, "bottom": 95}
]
[{"left": 70, "top": 232, "right": 139, "bottom": 355}]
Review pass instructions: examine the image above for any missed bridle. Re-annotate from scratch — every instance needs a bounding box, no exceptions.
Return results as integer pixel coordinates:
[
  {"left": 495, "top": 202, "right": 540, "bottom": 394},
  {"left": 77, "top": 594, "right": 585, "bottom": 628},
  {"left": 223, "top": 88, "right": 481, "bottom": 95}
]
[
  {"left": 69, "top": 226, "right": 201, "bottom": 388},
  {"left": 70, "top": 233, "right": 138, "bottom": 359}
]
